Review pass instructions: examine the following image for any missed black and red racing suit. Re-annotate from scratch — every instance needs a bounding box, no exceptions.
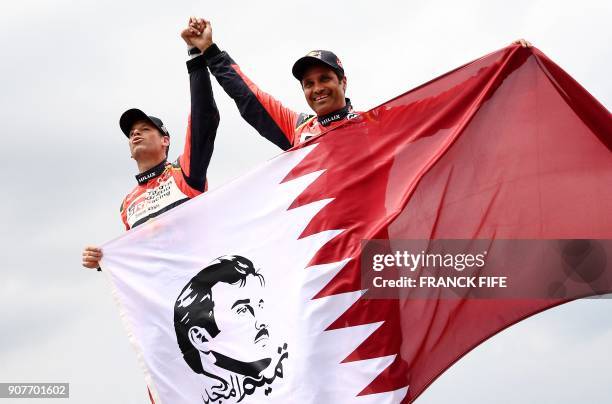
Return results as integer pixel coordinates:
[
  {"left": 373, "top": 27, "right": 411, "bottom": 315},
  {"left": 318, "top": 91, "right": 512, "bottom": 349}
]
[
  {"left": 120, "top": 55, "right": 219, "bottom": 230},
  {"left": 200, "top": 44, "right": 360, "bottom": 150}
]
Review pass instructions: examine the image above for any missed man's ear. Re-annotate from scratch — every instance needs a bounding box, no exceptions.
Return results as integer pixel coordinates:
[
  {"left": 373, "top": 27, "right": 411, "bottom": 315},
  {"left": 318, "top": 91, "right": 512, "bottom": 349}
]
[
  {"left": 161, "top": 136, "right": 170, "bottom": 148},
  {"left": 188, "top": 326, "right": 213, "bottom": 353},
  {"left": 341, "top": 76, "right": 347, "bottom": 93}
]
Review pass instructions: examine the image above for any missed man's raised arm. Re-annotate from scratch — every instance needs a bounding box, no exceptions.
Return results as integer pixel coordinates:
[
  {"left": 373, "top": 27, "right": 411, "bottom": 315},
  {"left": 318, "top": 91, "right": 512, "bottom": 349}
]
[
  {"left": 189, "top": 19, "right": 302, "bottom": 151},
  {"left": 178, "top": 18, "right": 221, "bottom": 192}
]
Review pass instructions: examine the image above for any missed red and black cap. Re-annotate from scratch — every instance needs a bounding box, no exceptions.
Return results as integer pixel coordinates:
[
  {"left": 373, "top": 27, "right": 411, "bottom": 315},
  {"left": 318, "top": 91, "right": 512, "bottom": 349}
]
[
  {"left": 292, "top": 50, "right": 345, "bottom": 81},
  {"left": 119, "top": 108, "right": 170, "bottom": 138}
]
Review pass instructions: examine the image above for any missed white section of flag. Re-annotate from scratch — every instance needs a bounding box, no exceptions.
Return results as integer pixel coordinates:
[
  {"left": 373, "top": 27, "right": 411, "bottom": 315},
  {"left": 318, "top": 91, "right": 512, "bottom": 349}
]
[{"left": 101, "top": 145, "right": 404, "bottom": 403}]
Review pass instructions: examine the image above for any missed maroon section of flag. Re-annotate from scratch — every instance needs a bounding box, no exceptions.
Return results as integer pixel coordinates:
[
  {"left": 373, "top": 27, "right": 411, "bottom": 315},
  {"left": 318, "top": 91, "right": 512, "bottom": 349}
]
[{"left": 283, "top": 45, "right": 612, "bottom": 402}]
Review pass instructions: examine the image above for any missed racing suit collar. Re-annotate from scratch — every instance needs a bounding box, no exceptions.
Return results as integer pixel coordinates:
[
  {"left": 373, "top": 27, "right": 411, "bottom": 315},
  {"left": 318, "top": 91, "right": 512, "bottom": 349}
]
[
  {"left": 135, "top": 159, "right": 167, "bottom": 185},
  {"left": 318, "top": 98, "right": 353, "bottom": 127}
]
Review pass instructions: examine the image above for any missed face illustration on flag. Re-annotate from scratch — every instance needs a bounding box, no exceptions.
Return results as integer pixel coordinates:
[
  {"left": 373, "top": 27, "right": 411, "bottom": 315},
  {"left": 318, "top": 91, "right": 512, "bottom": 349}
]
[
  {"left": 174, "top": 255, "right": 289, "bottom": 403},
  {"left": 101, "top": 44, "right": 612, "bottom": 404}
]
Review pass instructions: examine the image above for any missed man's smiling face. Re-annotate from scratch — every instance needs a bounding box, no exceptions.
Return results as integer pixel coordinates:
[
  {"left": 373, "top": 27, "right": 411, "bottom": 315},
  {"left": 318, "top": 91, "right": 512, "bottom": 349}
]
[{"left": 301, "top": 65, "right": 347, "bottom": 116}]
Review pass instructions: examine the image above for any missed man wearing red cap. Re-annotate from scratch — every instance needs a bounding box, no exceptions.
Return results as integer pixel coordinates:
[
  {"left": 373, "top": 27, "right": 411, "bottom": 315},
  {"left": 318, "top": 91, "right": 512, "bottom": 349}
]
[
  {"left": 186, "top": 19, "right": 359, "bottom": 150},
  {"left": 82, "top": 18, "right": 220, "bottom": 270}
]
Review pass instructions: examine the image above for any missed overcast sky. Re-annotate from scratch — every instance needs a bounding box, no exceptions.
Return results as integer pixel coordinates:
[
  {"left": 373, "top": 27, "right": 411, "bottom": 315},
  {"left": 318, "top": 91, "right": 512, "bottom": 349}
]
[{"left": 1, "top": 0, "right": 610, "bottom": 403}]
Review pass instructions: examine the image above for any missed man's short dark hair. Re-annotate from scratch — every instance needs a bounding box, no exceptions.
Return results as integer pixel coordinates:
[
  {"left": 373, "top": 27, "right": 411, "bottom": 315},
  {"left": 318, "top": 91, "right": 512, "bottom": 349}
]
[{"left": 174, "top": 255, "right": 264, "bottom": 374}]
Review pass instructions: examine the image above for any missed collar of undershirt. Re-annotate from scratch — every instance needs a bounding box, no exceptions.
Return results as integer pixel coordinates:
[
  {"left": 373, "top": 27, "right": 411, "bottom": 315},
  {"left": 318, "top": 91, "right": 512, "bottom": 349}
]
[
  {"left": 318, "top": 98, "right": 353, "bottom": 127},
  {"left": 135, "top": 160, "right": 167, "bottom": 185}
]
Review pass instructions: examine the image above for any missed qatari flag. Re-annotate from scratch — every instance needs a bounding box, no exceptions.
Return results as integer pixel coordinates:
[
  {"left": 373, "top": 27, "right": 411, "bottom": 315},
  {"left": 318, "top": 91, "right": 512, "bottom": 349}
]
[{"left": 100, "top": 44, "right": 612, "bottom": 404}]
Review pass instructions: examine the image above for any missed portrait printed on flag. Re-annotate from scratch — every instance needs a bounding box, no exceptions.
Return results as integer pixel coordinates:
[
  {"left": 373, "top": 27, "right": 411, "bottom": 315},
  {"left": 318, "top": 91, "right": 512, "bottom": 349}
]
[{"left": 174, "top": 255, "right": 289, "bottom": 403}]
